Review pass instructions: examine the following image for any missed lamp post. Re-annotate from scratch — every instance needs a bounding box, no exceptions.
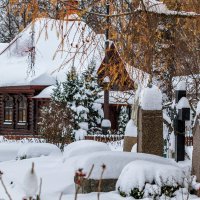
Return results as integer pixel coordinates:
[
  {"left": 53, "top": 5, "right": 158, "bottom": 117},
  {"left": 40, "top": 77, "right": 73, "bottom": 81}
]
[
  {"left": 104, "top": 0, "right": 110, "bottom": 120},
  {"left": 103, "top": 76, "right": 110, "bottom": 120}
]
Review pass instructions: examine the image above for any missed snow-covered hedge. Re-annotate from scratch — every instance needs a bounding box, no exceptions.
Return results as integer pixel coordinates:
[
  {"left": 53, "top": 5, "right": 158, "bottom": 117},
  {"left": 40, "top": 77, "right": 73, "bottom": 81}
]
[
  {"left": 0, "top": 143, "right": 22, "bottom": 161},
  {"left": 17, "top": 143, "right": 61, "bottom": 159},
  {"left": 72, "top": 151, "right": 178, "bottom": 180},
  {"left": 116, "top": 160, "right": 185, "bottom": 199},
  {"left": 63, "top": 140, "right": 111, "bottom": 159}
]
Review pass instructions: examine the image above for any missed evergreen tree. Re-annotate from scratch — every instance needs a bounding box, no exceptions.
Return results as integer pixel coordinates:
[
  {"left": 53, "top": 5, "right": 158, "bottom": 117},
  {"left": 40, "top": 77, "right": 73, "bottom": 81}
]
[
  {"left": 81, "top": 61, "right": 103, "bottom": 131},
  {"left": 118, "top": 106, "right": 129, "bottom": 135},
  {"left": 49, "top": 63, "right": 103, "bottom": 139},
  {"left": 51, "top": 80, "right": 63, "bottom": 102},
  {"left": 62, "top": 66, "right": 79, "bottom": 105}
]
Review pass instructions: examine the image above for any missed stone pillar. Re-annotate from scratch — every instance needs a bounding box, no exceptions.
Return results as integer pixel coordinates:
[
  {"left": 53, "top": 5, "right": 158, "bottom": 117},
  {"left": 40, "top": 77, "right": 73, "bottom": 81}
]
[
  {"left": 123, "top": 136, "right": 137, "bottom": 152},
  {"left": 137, "top": 85, "right": 163, "bottom": 156},
  {"left": 123, "top": 119, "right": 138, "bottom": 152},
  {"left": 192, "top": 109, "right": 200, "bottom": 196},
  {"left": 137, "top": 109, "right": 163, "bottom": 156}
]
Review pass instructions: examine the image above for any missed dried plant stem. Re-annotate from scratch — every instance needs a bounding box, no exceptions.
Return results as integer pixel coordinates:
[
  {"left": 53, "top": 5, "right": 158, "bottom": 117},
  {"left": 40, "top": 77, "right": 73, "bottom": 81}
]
[
  {"left": 74, "top": 164, "right": 94, "bottom": 200},
  {"left": 97, "top": 166, "right": 106, "bottom": 200},
  {"left": 59, "top": 192, "right": 63, "bottom": 200},
  {"left": 37, "top": 178, "right": 42, "bottom": 200},
  {"left": 86, "top": 164, "right": 94, "bottom": 179},
  {"left": 0, "top": 177, "right": 12, "bottom": 200}
]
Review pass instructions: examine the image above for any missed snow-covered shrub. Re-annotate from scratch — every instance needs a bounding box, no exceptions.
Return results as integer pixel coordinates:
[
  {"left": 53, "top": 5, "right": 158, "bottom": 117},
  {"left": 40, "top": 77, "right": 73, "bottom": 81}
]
[
  {"left": 71, "top": 152, "right": 178, "bottom": 180},
  {"left": 39, "top": 101, "right": 74, "bottom": 150},
  {"left": 63, "top": 140, "right": 110, "bottom": 159},
  {"left": 17, "top": 143, "right": 61, "bottom": 159},
  {"left": 117, "top": 160, "right": 185, "bottom": 199},
  {"left": 0, "top": 143, "right": 22, "bottom": 161}
]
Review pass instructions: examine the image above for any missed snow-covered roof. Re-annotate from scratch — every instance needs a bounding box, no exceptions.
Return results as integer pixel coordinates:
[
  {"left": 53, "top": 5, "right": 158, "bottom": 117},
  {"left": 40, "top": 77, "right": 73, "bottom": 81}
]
[
  {"left": 137, "top": 0, "right": 198, "bottom": 16},
  {"left": 33, "top": 85, "right": 134, "bottom": 105},
  {"left": 32, "top": 85, "right": 55, "bottom": 99},
  {"left": 0, "top": 17, "right": 105, "bottom": 87}
]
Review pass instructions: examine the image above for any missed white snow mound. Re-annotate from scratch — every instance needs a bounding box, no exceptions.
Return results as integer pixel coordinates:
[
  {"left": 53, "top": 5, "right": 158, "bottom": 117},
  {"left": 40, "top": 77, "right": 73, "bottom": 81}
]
[
  {"left": 63, "top": 140, "right": 111, "bottom": 159},
  {"left": 125, "top": 119, "right": 137, "bottom": 137},
  {"left": 176, "top": 81, "right": 186, "bottom": 91},
  {"left": 17, "top": 143, "right": 61, "bottom": 159},
  {"left": 73, "top": 151, "right": 178, "bottom": 180},
  {"left": 75, "top": 129, "right": 87, "bottom": 141},
  {"left": 23, "top": 164, "right": 38, "bottom": 197},
  {"left": 116, "top": 160, "right": 184, "bottom": 194},
  {"left": 101, "top": 119, "right": 111, "bottom": 127},
  {"left": 0, "top": 143, "right": 22, "bottom": 161},
  {"left": 140, "top": 85, "right": 162, "bottom": 110},
  {"left": 177, "top": 97, "right": 190, "bottom": 109}
]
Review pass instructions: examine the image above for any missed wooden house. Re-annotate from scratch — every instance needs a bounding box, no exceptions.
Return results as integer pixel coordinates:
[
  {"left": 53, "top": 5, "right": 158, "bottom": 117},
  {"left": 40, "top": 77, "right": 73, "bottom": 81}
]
[{"left": 0, "top": 8, "right": 135, "bottom": 138}]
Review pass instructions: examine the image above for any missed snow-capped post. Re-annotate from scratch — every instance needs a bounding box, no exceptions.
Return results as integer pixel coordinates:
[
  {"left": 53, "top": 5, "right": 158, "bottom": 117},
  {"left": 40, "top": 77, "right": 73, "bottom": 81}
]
[
  {"left": 103, "top": 76, "right": 110, "bottom": 121},
  {"left": 123, "top": 86, "right": 140, "bottom": 152},
  {"left": 137, "top": 85, "right": 163, "bottom": 156},
  {"left": 192, "top": 101, "right": 200, "bottom": 196},
  {"left": 123, "top": 119, "right": 138, "bottom": 152},
  {"left": 101, "top": 119, "right": 111, "bottom": 135},
  {"left": 174, "top": 81, "right": 190, "bottom": 162}
]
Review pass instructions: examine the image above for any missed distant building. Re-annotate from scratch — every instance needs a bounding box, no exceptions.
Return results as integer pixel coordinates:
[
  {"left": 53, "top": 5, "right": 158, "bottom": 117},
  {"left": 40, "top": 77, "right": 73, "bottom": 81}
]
[{"left": 0, "top": 3, "right": 135, "bottom": 138}]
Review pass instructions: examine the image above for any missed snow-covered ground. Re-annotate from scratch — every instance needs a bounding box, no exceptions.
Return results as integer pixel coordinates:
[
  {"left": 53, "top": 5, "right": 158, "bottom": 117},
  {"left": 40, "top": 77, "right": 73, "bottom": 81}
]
[{"left": 0, "top": 140, "right": 199, "bottom": 200}]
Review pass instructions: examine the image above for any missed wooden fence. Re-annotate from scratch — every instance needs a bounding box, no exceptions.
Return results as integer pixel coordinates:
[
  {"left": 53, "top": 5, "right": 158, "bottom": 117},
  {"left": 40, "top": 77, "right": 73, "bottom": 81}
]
[{"left": 85, "top": 134, "right": 124, "bottom": 143}]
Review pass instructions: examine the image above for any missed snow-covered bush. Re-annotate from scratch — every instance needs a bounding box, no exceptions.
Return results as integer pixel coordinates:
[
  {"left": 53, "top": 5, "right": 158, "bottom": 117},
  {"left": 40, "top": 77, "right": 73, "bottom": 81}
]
[
  {"left": 71, "top": 151, "right": 178, "bottom": 180},
  {"left": 116, "top": 160, "right": 186, "bottom": 199},
  {"left": 17, "top": 143, "right": 61, "bottom": 159},
  {"left": 0, "top": 143, "right": 22, "bottom": 161},
  {"left": 63, "top": 140, "right": 110, "bottom": 159}
]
